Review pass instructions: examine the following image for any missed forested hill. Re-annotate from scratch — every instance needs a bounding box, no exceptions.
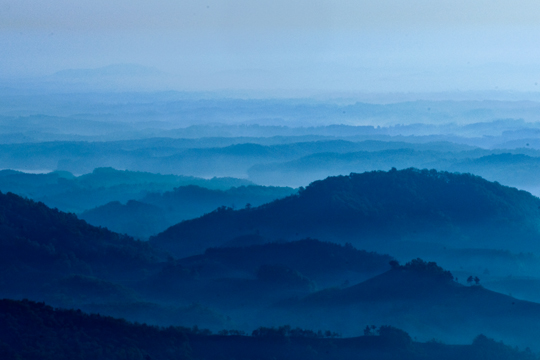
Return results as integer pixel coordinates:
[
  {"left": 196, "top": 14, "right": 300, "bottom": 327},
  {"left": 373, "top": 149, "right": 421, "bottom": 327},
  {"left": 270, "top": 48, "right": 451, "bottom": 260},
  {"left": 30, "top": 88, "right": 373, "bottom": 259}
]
[
  {"left": 278, "top": 259, "right": 540, "bottom": 349},
  {"left": 150, "top": 168, "right": 540, "bottom": 257},
  {"left": 0, "top": 191, "right": 164, "bottom": 295},
  {"left": 153, "top": 239, "right": 393, "bottom": 290},
  {"left": 1, "top": 298, "right": 537, "bottom": 360},
  {"left": 180, "top": 239, "right": 392, "bottom": 278},
  {"left": 79, "top": 184, "right": 296, "bottom": 239}
]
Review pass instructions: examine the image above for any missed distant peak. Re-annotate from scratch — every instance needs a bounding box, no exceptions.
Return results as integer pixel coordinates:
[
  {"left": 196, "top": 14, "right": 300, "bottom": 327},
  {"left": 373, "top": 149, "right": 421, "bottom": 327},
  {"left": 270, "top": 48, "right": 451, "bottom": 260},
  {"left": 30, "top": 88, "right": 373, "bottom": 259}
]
[{"left": 52, "top": 64, "right": 163, "bottom": 78}]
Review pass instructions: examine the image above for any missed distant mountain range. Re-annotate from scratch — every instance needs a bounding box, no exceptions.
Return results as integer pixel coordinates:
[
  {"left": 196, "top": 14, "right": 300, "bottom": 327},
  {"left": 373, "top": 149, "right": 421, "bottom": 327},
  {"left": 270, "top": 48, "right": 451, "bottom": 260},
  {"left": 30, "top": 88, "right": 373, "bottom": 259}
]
[
  {"left": 2, "top": 136, "right": 540, "bottom": 193},
  {"left": 51, "top": 64, "right": 163, "bottom": 79},
  {"left": 41, "top": 64, "right": 170, "bottom": 92},
  {"left": 248, "top": 148, "right": 540, "bottom": 188},
  {"left": 0, "top": 167, "right": 254, "bottom": 213}
]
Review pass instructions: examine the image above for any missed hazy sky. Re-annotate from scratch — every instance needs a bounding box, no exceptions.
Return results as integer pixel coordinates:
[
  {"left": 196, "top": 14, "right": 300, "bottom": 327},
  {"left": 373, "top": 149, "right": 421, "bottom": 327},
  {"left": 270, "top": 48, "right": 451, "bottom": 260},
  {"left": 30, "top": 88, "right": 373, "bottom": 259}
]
[{"left": 1, "top": 0, "right": 540, "bottom": 93}]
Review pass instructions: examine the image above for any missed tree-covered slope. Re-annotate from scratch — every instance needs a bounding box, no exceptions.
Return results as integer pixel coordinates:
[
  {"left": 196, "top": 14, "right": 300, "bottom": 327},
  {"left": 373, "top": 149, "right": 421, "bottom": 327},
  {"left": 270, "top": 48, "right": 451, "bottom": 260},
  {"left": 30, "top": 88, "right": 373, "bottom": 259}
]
[
  {"left": 276, "top": 259, "right": 540, "bottom": 349},
  {"left": 1, "top": 298, "right": 536, "bottom": 360},
  {"left": 80, "top": 185, "right": 296, "bottom": 239},
  {"left": 0, "top": 191, "right": 163, "bottom": 296},
  {"left": 177, "top": 239, "right": 392, "bottom": 286},
  {"left": 151, "top": 169, "right": 540, "bottom": 257},
  {"left": 0, "top": 299, "right": 192, "bottom": 360}
]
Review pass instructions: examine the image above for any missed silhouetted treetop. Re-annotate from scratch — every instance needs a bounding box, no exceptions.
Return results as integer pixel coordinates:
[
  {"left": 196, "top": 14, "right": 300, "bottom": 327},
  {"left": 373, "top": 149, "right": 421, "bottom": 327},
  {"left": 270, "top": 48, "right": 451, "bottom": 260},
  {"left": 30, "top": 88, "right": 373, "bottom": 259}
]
[{"left": 397, "top": 258, "right": 454, "bottom": 282}]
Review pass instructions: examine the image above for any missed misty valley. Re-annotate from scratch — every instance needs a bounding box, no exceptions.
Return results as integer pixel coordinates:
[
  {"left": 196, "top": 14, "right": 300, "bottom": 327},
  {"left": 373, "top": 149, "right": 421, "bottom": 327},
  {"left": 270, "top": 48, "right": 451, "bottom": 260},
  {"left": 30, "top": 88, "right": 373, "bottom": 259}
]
[
  {"left": 5, "top": 0, "right": 540, "bottom": 355},
  {"left": 3, "top": 93, "right": 540, "bottom": 359}
]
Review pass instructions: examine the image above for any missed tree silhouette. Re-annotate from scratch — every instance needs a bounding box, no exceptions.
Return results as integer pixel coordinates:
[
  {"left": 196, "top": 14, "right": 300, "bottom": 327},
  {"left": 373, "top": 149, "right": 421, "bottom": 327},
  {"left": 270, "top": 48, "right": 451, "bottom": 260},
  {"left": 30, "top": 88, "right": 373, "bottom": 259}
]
[{"left": 363, "top": 325, "right": 376, "bottom": 336}]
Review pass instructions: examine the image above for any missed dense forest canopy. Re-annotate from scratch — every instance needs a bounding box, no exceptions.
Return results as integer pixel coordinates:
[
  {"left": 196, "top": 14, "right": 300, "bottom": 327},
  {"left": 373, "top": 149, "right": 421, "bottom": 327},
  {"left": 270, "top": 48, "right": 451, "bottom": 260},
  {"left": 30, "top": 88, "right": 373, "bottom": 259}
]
[
  {"left": 1, "top": 299, "right": 537, "bottom": 360},
  {"left": 0, "top": 190, "right": 164, "bottom": 296}
]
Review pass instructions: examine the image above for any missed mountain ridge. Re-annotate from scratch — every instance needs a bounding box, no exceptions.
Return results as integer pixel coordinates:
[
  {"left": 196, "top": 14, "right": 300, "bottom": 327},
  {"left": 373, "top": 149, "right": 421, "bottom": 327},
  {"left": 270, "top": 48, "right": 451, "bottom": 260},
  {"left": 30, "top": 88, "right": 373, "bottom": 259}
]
[{"left": 150, "top": 168, "right": 540, "bottom": 257}]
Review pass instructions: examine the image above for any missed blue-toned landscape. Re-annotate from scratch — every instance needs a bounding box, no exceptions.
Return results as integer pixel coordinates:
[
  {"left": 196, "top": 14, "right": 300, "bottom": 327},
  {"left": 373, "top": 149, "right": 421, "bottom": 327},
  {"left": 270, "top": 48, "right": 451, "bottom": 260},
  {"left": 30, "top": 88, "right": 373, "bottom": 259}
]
[{"left": 2, "top": 1, "right": 540, "bottom": 359}]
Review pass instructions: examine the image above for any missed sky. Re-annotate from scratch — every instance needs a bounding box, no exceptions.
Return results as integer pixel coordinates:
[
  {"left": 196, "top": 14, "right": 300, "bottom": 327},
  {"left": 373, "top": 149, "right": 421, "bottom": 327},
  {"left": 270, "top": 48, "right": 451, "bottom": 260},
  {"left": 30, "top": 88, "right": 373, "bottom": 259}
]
[{"left": 1, "top": 0, "right": 540, "bottom": 93}]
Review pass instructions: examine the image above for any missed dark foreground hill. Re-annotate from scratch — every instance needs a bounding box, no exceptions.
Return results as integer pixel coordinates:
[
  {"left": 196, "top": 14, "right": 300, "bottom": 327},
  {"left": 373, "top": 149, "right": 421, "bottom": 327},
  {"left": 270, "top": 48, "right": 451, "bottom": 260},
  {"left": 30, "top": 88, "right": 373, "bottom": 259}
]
[
  {"left": 1, "top": 298, "right": 537, "bottom": 360},
  {"left": 150, "top": 168, "right": 540, "bottom": 257},
  {"left": 0, "top": 190, "right": 238, "bottom": 329},
  {"left": 0, "top": 191, "right": 163, "bottom": 297}
]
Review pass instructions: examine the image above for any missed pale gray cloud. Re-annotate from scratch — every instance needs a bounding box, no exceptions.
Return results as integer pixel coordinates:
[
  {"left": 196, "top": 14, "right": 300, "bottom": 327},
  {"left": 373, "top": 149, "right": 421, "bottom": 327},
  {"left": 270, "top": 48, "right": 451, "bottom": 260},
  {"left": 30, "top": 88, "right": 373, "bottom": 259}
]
[{"left": 2, "top": 0, "right": 540, "bottom": 32}]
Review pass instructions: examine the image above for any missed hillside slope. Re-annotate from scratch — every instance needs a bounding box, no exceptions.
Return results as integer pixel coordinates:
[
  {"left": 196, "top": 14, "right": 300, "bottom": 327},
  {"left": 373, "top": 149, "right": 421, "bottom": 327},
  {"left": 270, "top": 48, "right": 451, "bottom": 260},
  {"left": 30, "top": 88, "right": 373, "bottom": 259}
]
[
  {"left": 177, "top": 239, "right": 392, "bottom": 286},
  {"left": 275, "top": 259, "right": 540, "bottom": 349},
  {"left": 151, "top": 168, "right": 540, "bottom": 257},
  {"left": 141, "top": 239, "right": 393, "bottom": 309},
  {"left": 0, "top": 191, "right": 163, "bottom": 296},
  {"left": 80, "top": 185, "right": 296, "bottom": 238}
]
